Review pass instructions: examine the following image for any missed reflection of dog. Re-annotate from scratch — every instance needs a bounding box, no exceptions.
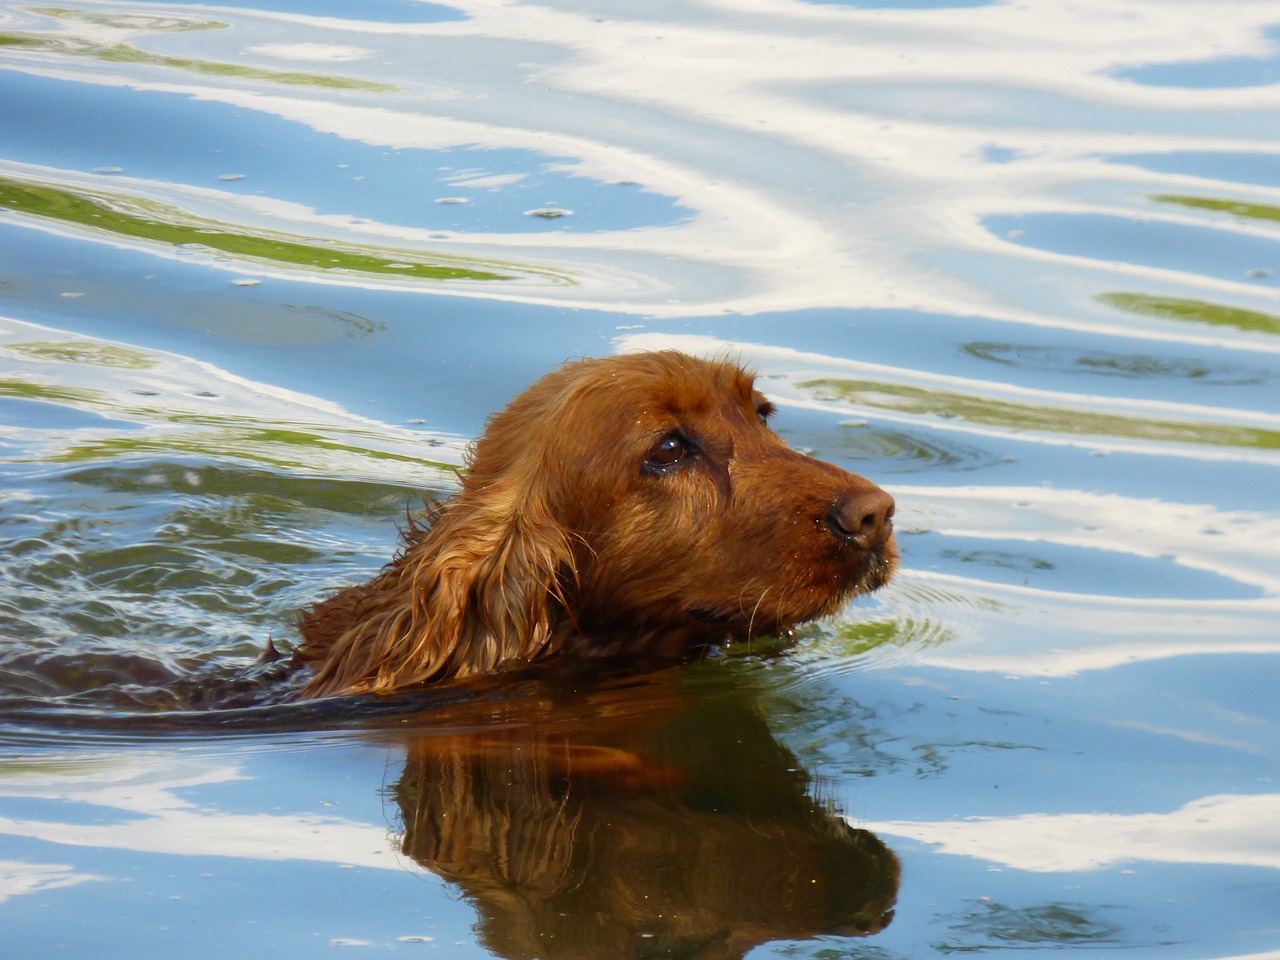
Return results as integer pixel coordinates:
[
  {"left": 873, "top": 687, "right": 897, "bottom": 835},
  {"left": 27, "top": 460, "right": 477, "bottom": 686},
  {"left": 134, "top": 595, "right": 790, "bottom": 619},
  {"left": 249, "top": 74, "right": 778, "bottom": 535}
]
[
  {"left": 295, "top": 351, "right": 896, "bottom": 698},
  {"left": 392, "top": 675, "right": 900, "bottom": 960}
]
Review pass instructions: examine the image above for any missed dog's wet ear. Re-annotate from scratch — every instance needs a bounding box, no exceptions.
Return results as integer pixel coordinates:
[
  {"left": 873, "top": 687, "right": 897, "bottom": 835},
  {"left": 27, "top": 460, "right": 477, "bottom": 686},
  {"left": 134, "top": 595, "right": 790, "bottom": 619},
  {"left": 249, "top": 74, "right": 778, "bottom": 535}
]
[
  {"left": 439, "top": 476, "right": 580, "bottom": 673},
  {"left": 299, "top": 474, "right": 577, "bottom": 698}
]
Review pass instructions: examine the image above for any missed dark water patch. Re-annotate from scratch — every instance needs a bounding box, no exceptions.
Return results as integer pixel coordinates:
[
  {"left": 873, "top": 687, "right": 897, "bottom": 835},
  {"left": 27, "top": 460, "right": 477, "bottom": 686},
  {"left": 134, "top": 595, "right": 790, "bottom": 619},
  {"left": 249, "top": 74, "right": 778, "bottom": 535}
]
[
  {"left": 0, "top": 660, "right": 691, "bottom": 743},
  {"left": 0, "top": 672, "right": 492, "bottom": 740}
]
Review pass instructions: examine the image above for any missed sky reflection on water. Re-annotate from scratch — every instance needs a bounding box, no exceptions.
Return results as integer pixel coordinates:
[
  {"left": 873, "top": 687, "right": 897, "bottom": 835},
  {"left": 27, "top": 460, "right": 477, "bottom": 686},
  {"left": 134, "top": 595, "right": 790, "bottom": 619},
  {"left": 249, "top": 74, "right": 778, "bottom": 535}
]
[{"left": 1, "top": 1, "right": 1278, "bottom": 958}]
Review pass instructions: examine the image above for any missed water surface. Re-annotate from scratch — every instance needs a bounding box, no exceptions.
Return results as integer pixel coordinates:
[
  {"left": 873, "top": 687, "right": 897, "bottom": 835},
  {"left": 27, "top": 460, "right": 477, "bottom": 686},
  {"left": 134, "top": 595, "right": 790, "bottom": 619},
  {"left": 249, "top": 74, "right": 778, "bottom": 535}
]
[{"left": 2, "top": 1, "right": 1278, "bottom": 958}]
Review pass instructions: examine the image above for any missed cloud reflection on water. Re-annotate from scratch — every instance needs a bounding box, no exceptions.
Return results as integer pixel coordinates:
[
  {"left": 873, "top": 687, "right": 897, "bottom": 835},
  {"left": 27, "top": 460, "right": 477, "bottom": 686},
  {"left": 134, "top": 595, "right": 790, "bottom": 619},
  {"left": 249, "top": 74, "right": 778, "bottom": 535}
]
[
  {"left": 868, "top": 792, "right": 1280, "bottom": 872},
  {"left": 1, "top": 1, "right": 1278, "bottom": 322}
]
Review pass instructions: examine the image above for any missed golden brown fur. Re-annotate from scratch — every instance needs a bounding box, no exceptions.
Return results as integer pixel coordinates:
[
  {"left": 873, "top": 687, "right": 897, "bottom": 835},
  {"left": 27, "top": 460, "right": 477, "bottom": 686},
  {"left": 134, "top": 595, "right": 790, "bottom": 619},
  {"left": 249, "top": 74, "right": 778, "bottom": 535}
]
[{"left": 295, "top": 351, "right": 896, "bottom": 698}]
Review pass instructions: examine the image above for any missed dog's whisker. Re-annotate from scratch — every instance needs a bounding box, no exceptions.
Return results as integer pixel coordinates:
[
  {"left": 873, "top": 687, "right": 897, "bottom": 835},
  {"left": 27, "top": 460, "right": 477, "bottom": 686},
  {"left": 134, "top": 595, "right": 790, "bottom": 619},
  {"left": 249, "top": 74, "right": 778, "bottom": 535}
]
[{"left": 745, "top": 586, "right": 773, "bottom": 653}]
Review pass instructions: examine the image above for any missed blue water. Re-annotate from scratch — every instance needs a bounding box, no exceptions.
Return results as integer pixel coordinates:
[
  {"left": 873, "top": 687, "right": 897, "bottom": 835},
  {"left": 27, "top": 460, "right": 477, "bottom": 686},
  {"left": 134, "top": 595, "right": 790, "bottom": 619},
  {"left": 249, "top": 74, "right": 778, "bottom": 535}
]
[
  {"left": 0, "top": 70, "right": 688, "bottom": 234},
  {"left": 2, "top": 2, "right": 1278, "bottom": 959},
  {"left": 990, "top": 212, "right": 1280, "bottom": 290},
  {"left": 1114, "top": 25, "right": 1280, "bottom": 88}
]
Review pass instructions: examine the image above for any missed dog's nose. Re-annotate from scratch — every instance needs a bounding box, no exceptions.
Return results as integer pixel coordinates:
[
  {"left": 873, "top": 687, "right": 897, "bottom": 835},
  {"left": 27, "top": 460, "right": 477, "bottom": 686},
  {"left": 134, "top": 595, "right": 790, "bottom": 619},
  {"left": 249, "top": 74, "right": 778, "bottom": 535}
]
[{"left": 827, "top": 488, "right": 895, "bottom": 550}]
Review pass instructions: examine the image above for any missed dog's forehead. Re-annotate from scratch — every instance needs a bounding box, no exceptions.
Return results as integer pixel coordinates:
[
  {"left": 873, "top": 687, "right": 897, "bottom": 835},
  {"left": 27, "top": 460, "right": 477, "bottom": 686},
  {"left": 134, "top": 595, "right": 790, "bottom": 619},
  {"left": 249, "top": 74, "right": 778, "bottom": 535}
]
[{"left": 636, "top": 358, "right": 757, "bottom": 422}]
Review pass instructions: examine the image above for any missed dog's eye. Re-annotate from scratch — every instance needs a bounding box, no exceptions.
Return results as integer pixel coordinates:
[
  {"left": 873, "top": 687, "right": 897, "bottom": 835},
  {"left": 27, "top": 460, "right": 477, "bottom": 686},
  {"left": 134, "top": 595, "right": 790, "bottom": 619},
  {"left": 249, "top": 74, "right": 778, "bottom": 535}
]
[
  {"left": 756, "top": 401, "right": 776, "bottom": 425},
  {"left": 645, "top": 432, "right": 691, "bottom": 472}
]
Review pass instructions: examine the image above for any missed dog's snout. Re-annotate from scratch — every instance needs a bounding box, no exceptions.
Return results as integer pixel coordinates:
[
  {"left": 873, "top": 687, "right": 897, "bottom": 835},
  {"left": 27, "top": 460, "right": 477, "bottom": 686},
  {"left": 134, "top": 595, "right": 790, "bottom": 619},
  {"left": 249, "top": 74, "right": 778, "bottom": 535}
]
[{"left": 827, "top": 488, "right": 895, "bottom": 550}]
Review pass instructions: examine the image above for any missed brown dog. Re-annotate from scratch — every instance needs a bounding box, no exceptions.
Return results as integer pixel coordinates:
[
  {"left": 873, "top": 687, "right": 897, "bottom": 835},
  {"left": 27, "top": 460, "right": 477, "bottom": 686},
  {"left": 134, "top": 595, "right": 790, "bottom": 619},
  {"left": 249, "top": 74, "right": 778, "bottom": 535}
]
[{"left": 294, "top": 351, "right": 896, "bottom": 698}]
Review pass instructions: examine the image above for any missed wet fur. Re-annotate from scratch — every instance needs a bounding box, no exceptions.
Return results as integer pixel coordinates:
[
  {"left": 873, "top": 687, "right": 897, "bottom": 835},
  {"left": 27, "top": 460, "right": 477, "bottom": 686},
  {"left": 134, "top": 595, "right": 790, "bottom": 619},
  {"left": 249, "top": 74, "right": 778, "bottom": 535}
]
[{"left": 294, "top": 351, "right": 896, "bottom": 698}]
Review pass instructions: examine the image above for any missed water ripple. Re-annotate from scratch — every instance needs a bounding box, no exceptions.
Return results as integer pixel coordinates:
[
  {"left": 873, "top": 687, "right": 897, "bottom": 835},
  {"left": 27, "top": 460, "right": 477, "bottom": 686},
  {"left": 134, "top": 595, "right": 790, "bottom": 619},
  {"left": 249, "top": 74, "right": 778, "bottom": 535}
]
[
  {"left": 0, "top": 459, "right": 419, "bottom": 716},
  {"left": 962, "top": 340, "right": 1271, "bottom": 386},
  {"left": 786, "top": 423, "right": 1006, "bottom": 473}
]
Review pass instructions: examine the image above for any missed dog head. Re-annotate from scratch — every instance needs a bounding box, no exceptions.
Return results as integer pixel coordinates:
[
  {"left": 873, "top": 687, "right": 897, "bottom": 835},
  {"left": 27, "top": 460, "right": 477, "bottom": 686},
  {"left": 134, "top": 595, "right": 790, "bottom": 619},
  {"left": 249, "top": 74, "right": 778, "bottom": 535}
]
[
  {"left": 299, "top": 351, "right": 897, "bottom": 696},
  {"left": 465, "top": 350, "right": 897, "bottom": 653}
]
